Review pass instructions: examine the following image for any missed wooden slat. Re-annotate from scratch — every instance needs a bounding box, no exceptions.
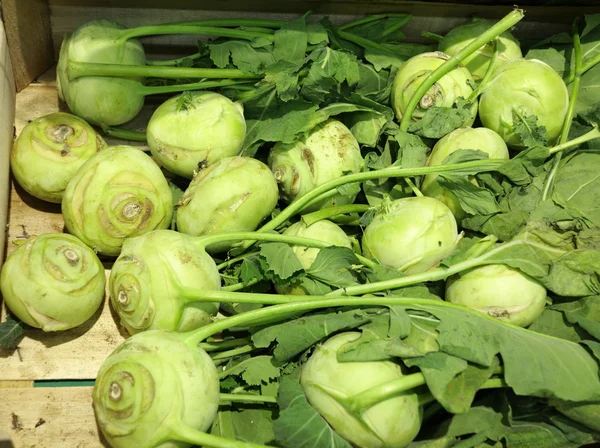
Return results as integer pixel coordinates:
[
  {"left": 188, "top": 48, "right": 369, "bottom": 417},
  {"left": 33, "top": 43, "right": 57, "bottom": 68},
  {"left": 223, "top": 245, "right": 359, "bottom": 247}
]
[
  {"left": 0, "top": 387, "right": 108, "bottom": 448},
  {"left": 2, "top": 0, "right": 54, "bottom": 92}
]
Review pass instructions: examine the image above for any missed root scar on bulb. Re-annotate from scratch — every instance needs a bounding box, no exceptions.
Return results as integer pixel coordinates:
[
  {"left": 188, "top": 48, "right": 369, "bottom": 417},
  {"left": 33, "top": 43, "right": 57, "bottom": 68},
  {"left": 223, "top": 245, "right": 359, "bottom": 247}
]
[
  {"left": 109, "top": 382, "right": 122, "bottom": 401},
  {"left": 122, "top": 203, "right": 142, "bottom": 219},
  {"left": 49, "top": 124, "right": 74, "bottom": 143},
  {"left": 63, "top": 249, "right": 80, "bottom": 265},
  {"left": 117, "top": 290, "right": 130, "bottom": 306}
]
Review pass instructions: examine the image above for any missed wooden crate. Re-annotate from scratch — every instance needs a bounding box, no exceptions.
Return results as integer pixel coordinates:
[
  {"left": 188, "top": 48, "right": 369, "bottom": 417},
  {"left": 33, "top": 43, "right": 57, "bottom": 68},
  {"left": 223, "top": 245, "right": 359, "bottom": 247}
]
[{"left": 0, "top": 1, "right": 598, "bottom": 447}]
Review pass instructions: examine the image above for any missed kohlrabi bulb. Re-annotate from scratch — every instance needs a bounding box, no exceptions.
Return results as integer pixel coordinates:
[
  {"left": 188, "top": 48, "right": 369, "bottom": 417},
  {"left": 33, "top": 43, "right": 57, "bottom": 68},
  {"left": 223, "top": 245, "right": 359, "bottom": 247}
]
[
  {"left": 10, "top": 112, "right": 106, "bottom": 203},
  {"left": 176, "top": 156, "right": 279, "bottom": 253},
  {"left": 478, "top": 59, "right": 569, "bottom": 148},
  {"left": 445, "top": 264, "right": 547, "bottom": 327},
  {"left": 61, "top": 145, "right": 173, "bottom": 256},
  {"left": 300, "top": 332, "right": 422, "bottom": 448},
  {"left": 422, "top": 127, "right": 509, "bottom": 219},
  {"left": 57, "top": 19, "right": 146, "bottom": 126},
  {"left": 147, "top": 92, "right": 247, "bottom": 179},
  {"left": 439, "top": 19, "right": 523, "bottom": 80},
  {"left": 391, "top": 51, "right": 477, "bottom": 124},
  {"left": 93, "top": 331, "right": 220, "bottom": 448},
  {"left": 362, "top": 196, "right": 459, "bottom": 274},
  {"left": 109, "top": 230, "right": 221, "bottom": 335},
  {"left": 0, "top": 233, "right": 105, "bottom": 331},
  {"left": 269, "top": 119, "right": 364, "bottom": 214},
  {"left": 275, "top": 219, "right": 353, "bottom": 295}
]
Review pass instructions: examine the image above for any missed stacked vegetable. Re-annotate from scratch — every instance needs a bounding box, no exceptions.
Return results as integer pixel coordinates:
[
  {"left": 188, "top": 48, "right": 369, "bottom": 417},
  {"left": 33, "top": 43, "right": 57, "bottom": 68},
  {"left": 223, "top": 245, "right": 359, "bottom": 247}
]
[{"left": 2, "top": 7, "right": 600, "bottom": 448}]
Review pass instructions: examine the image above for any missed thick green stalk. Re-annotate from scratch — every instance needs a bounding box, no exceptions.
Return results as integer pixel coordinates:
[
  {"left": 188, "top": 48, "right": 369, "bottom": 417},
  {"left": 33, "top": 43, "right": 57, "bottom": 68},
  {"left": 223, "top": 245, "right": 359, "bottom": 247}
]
[
  {"left": 67, "top": 61, "right": 257, "bottom": 80},
  {"left": 101, "top": 127, "right": 147, "bottom": 142},
  {"left": 543, "top": 18, "right": 583, "bottom": 202},
  {"left": 302, "top": 204, "right": 371, "bottom": 227},
  {"left": 338, "top": 30, "right": 400, "bottom": 58},
  {"left": 421, "top": 31, "right": 444, "bottom": 42},
  {"left": 216, "top": 252, "right": 260, "bottom": 271},
  {"left": 194, "top": 231, "right": 355, "bottom": 251},
  {"left": 565, "top": 52, "right": 600, "bottom": 85},
  {"left": 418, "top": 377, "right": 507, "bottom": 408},
  {"left": 548, "top": 126, "right": 600, "bottom": 155},
  {"left": 138, "top": 79, "right": 255, "bottom": 95},
  {"left": 338, "top": 15, "right": 389, "bottom": 31},
  {"left": 399, "top": 9, "right": 525, "bottom": 131},
  {"left": 219, "top": 393, "right": 277, "bottom": 404},
  {"left": 200, "top": 337, "right": 252, "bottom": 352},
  {"left": 146, "top": 53, "right": 201, "bottom": 66},
  {"left": 326, "top": 239, "right": 565, "bottom": 297},
  {"left": 211, "top": 345, "right": 257, "bottom": 361},
  {"left": 221, "top": 279, "right": 260, "bottom": 292},
  {"left": 173, "top": 424, "right": 270, "bottom": 448},
  {"left": 468, "top": 38, "right": 500, "bottom": 101},
  {"left": 118, "top": 25, "right": 274, "bottom": 42},
  {"left": 163, "top": 19, "right": 284, "bottom": 29}
]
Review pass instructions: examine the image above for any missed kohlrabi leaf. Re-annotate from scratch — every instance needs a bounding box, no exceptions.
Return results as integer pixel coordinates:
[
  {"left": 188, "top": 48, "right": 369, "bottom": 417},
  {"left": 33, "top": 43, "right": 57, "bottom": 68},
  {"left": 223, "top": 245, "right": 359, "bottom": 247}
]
[
  {"left": 343, "top": 14, "right": 412, "bottom": 43},
  {"left": 364, "top": 42, "right": 432, "bottom": 71},
  {"left": 528, "top": 309, "right": 591, "bottom": 343},
  {"left": 394, "top": 130, "right": 430, "bottom": 169},
  {"left": 307, "top": 22, "right": 328, "bottom": 45},
  {"left": 209, "top": 40, "right": 276, "bottom": 74},
  {"left": 211, "top": 406, "right": 276, "bottom": 446},
  {"left": 220, "top": 355, "right": 281, "bottom": 386},
  {"left": 273, "top": 17, "right": 308, "bottom": 65},
  {"left": 337, "top": 330, "right": 424, "bottom": 361},
  {"left": 511, "top": 109, "right": 549, "bottom": 148},
  {"left": 0, "top": 315, "right": 27, "bottom": 350},
  {"left": 251, "top": 309, "right": 372, "bottom": 362},
  {"left": 405, "top": 353, "right": 500, "bottom": 414},
  {"left": 259, "top": 243, "right": 305, "bottom": 284},
  {"left": 525, "top": 48, "right": 568, "bottom": 76},
  {"left": 544, "top": 250, "right": 600, "bottom": 297},
  {"left": 505, "top": 413, "right": 599, "bottom": 448},
  {"left": 407, "top": 99, "right": 475, "bottom": 139},
  {"left": 240, "top": 256, "right": 267, "bottom": 284},
  {"left": 274, "top": 370, "right": 352, "bottom": 448},
  {"left": 306, "top": 247, "right": 361, "bottom": 288},
  {"left": 405, "top": 303, "right": 600, "bottom": 401},
  {"left": 553, "top": 297, "right": 600, "bottom": 340},
  {"left": 437, "top": 174, "right": 501, "bottom": 216}
]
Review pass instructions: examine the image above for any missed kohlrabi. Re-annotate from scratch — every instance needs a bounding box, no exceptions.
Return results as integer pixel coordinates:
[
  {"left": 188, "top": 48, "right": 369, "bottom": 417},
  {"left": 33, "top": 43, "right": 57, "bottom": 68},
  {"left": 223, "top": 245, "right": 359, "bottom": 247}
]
[
  {"left": 0, "top": 233, "right": 105, "bottom": 331},
  {"left": 10, "top": 112, "right": 106, "bottom": 203},
  {"left": 445, "top": 264, "right": 547, "bottom": 327},
  {"left": 147, "top": 92, "right": 247, "bottom": 179},
  {"left": 57, "top": 19, "right": 262, "bottom": 126},
  {"left": 551, "top": 399, "right": 600, "bottom": 432},
  {"left": 275, "top": 219, "right": 353, "bottom": 295},
  {"left": 391, "top": 51, "right": 477, "bottom": 124},
  {"left": 478, "top": 59, "right": 569, "bottom": 148},
  {"left": 300, "top": 332, "right": 422, "bottom": 448},
  {"left": 362, "top": 196, "right": 459, "bottom": 274},
  {"left": 269, "top": 119, "right": 364, "bottom": 214},
  {"left": 61, "top": 145, "right": 173, "bottom": 256},
  {"left": 176, "top": 156, "right": 279, "bottom": 253},
  {"left": 421, "top": 127, "right": 509, "bottom": 219},
  {"left": 438, "top": 19, "right": 523, "bottom": 80}
]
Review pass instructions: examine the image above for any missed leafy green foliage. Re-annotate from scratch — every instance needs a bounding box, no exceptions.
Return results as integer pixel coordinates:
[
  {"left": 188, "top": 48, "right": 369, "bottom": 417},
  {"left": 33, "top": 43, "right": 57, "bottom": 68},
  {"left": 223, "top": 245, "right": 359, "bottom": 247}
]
[
  {"left": 407, "top": 99, "right": 475, "bottom": 139},
  {"left": 0, "top": 315, "right": 27, "bottom": 350}
]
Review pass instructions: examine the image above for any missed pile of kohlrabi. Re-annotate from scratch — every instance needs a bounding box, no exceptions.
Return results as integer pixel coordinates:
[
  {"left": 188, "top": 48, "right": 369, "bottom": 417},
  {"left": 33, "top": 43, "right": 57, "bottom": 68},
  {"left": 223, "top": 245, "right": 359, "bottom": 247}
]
[{"left": 2, "top": 7, "right": 600, "bottom": 448}]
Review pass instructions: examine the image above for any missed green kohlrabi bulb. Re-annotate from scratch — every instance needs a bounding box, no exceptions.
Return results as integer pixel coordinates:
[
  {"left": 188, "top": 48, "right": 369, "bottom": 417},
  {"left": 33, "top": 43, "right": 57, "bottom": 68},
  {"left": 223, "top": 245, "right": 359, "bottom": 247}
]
[
  {"left": 275, "top": 219, "right": 353, "bottom": 295},
  {"left": 61, "top": 145, "right": 173, "bottom": 256},
  {"left": 478, "top": 59, "right": 569, "bottom": 148},
  {"left": 445, "top": 264, "right": 547, "bottom": 327},
  {"left": 57, "top": 19, "right": 146, "bottom": 126},
  {"left": 109, "top": 230, "right": 220, "bottom": 335},
  {"left": 439, "top": 19, "right": 523, "bottom": 81},
  {"left": 10, "top": 112, "right": 106, "bottom": 203},
  {"left": 176, "top": 156, "right": 279, "bottom": 253},
  {"left": 147, "top": 91, "right": 247, "bottom": 179},
  {"left": 301, "top": 332, "right": 422, "bottom": 448},
  {"left": 421, "top": 126, "right": 509, "bottom": 219},
  {"left": 0, "top": 233, "right": 105, "bottom": 331},
  {"left": 362, "top": 196, "right": 459, "bottom": 274},
  {"left": 391, "top": 51, "right": 477, "bottom": 124},
  {"left": 269, "top": 119, "right": 364, "bottom": 214},
  {"left": 93, "top": 330, "right": 220, "bottom": 448}
]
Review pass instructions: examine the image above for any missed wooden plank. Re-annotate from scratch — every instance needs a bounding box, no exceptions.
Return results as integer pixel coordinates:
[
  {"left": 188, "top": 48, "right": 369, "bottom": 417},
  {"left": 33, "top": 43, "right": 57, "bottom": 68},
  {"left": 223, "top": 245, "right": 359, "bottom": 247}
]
[
  {"left": 2, "top": 0, "right": 54, "bottom": 92},
  {"left": 0, "top": 387, "right": 107, "bottom": 448}
]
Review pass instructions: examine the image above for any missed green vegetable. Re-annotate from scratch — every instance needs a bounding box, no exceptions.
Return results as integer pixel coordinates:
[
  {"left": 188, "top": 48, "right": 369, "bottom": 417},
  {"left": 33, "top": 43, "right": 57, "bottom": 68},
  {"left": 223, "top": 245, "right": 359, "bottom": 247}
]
[
  {"left": 61, "top": 145, "right": 173, "bottom": 256},
  {"left": 422, "top": 127, "right": 509, "bottom": 219},
  {"left": 10, "top": 112, "right": 106, "bottom": 203},
  {"left": 551, "top": 399, "right": 600, "bottom": 432},
  {"left": 275, "top": 219, "right": 353, "bottom": 295},
  {"left": 0, "top": 233, "right": 105, "bottom": 331},
  {"left": 269, "top": 119, "right": 364, "bottom": 214},
  {"left": 478, "top": 59, "right": 570, "bottom": 148},
  {"left": 438, "top": 19, "right": 523, "bottom": 80},
  {"left": 300, "top": 332, "right": 422, "bottom": 448},
  {"left": 147, "top": 92, "right": 247, "bottom": 179},
  {"left": 362, "top": 196, "right": 459, "bottom": 274},
  {"left": 391, "top": 51, "right": 477, "bottom": 125},
  {"left": 176, "top": 156, "right": 279, "bottom": 253},
  {"left": 445, "top": 264, "right": 547, "bottom": 327}
]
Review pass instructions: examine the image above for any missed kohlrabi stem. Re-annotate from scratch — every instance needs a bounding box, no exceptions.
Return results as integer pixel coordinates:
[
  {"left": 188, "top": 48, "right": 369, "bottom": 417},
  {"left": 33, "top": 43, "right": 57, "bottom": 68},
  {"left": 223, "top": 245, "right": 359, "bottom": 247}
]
[
  {"left": 468, "top": 38, "right": 500, "bottom": 101},
  {"left": 259, "top": 159, "right": 505, "bottom": 234},
  {"left": 338, "top": 14, "right": 389, "bottom": 31},
  {"left": 164, "top": 18, "right": 284, "bottom": 28},
  {"left": 399, "top": 8, "right": 525, "bottom": 131},
  {"left": 194, "top": 231, "right": 352, "bottom": 251},
  {"left": 118, "top": 25, "right": 274, "bottom": 42},
  {"left": 380, "top": 15, "right": 412, "bottom": 38},
  {"left": 211, "top": 345, "right": 257, "bottom": 361},
  {"left": 548, "top": 126, "right": 600, "bottom": 154},
  {"left": 326, "top": 239, "right": 565, "bottom": 297},
  {"left": 543, "top": 19, "right": 583, "bottom": 202},
  {"left": 221, "top": 279, "right": 260, "bottom": 292},
  {"left": 219, "top": 393, "right": 277, "bottom": 404},
  {"left": 67, "top": 61, "right": 258, "bottom": 80},
  {"left": 138, "top": 79, "right": 255, "bottom": 95},
  {"left": 301, "top": 204, "right": 371, "bottom": 227},
  {"left": 101, "top": 126, "right": 147, "bottom": 142},
  {"left": 565, "top": 52, "right": 600, "bottom": 85},
  {"left": 200, "top": 337, "right": 252, "bottom": 352},
  {"left": 173, "top": 424, "right": 270, "bottom": 448},
  {"left": 405, "top": 178, "right": 423, "bottom": 197},
  {"left": 146, "top": 53, "right": 201, "bottom": 66},
  {"left": 421, "top": 31, "right": 444, "bottom": 42},
  {"left": 216, "top": 252, "right": 260, "bottom": 271},
  {"left": 338, "top": 30, "right": 400, "bottom": 58}
]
